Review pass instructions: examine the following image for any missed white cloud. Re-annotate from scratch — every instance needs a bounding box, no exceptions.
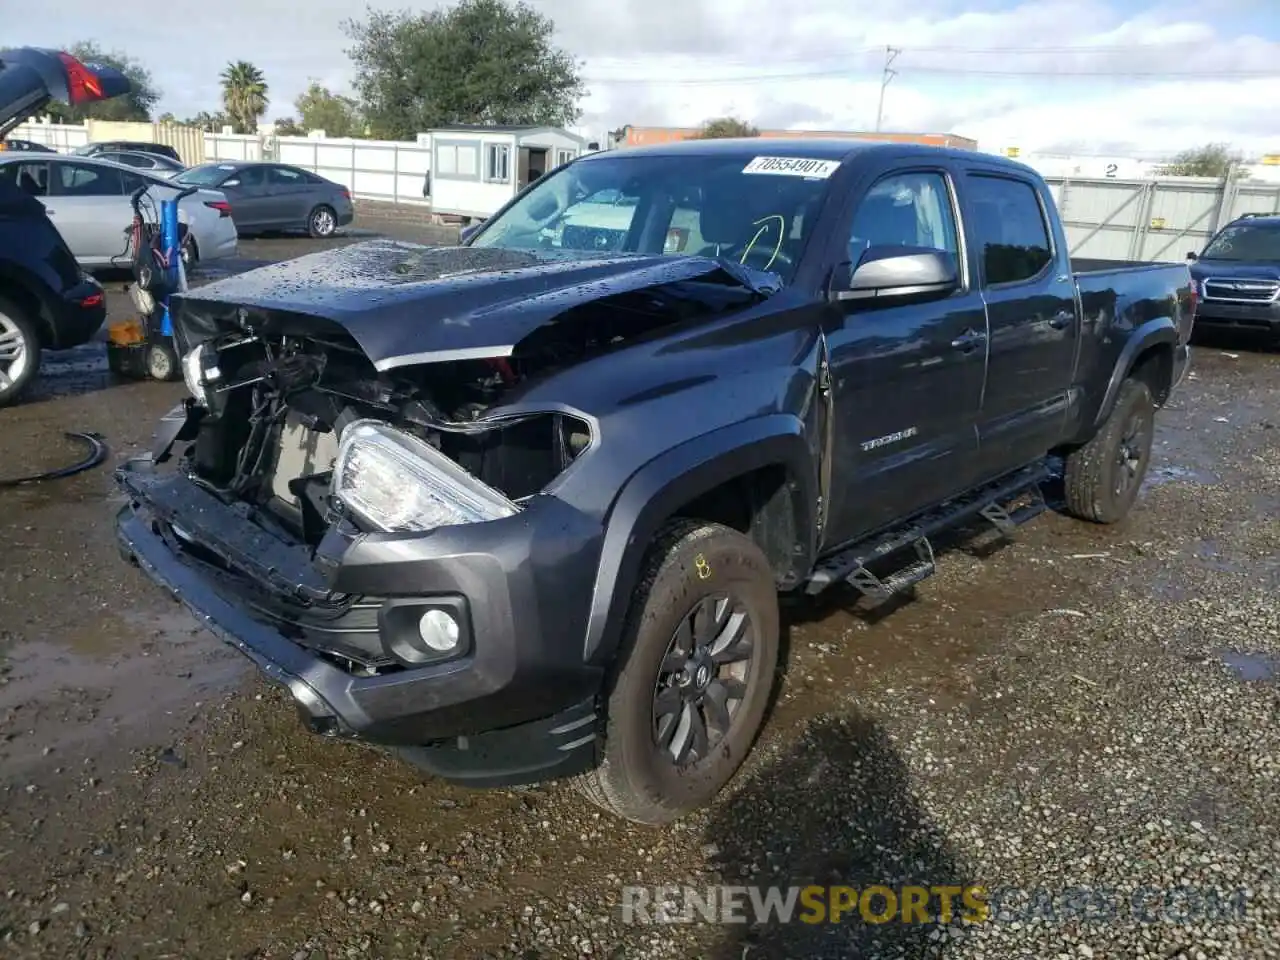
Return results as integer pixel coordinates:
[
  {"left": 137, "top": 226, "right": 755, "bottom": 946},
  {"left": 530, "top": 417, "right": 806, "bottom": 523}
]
[{"left": 24, "top": 0, "right": 1280, "bottom": 159}]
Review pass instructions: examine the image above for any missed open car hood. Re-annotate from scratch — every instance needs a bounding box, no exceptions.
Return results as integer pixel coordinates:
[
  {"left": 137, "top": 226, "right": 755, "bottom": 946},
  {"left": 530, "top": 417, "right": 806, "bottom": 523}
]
[
  {"left": 0, "top": 48, "right": 131, "bottom": 138},
  {"left": 172, "top": 239, "right": 778, "bottom": 371}
]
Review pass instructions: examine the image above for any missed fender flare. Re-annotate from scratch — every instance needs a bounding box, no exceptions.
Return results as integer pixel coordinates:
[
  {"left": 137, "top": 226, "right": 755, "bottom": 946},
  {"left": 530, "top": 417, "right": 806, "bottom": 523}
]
[
  {"left": 582, "top": 413, "right": 817, "bottom": 664},
  {"left": 1094, "top": 317, "right": 1177, "bottom": 428}
]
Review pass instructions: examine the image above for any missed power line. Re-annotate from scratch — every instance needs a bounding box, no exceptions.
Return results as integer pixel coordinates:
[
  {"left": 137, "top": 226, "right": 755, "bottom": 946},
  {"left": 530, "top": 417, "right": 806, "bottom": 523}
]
[{"left": 582, "top": 64, "right": 1280, "bottom": 86}]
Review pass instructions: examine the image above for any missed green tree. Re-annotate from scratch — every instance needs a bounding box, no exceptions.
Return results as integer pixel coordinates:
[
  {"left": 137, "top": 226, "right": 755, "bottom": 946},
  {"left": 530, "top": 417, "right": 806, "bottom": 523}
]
[
  {"left": 157, "top": 111, "right": 176, "bottom": 124},
  {"left": 220, "top": 61, "right": 269, "bottom": 134},
  {"left": 1157, "top": 143, "right": 1249, "bottom": 179},
  {"left": 273, "top": 117, "right": 305, "bottom": 136},
  {"left": 688, "top": 116, "right": 760, "bottom": 139},
  {"left": 185, "top": 110, "right": 231, "bottom": 131},
  {"left": 295, "top": 81, "right": 361, "bottom": 137},
  {"left": 344, "top": 0, "right": 583, "bottom": 139},
  {"left": 44, "top": 41, "right": 160, "bottom": 122}
]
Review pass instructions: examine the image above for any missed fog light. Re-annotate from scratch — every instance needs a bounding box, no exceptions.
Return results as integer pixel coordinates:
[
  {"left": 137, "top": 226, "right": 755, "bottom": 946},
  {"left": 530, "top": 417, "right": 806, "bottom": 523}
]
[{"left": 418, "top": 609, "right": 460, "bottom": 652}]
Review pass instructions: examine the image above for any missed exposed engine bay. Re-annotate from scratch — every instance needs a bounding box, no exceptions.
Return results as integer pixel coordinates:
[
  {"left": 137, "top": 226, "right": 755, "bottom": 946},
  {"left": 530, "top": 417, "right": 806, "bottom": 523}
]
[{"left": 175, "top": 328, "right": 596, "bottom": 547}]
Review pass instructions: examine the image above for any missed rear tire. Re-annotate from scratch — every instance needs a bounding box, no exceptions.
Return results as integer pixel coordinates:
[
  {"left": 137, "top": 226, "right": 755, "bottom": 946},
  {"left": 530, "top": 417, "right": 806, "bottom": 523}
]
[
  {"left": 308, "top": 204, "right": 338, "bottom": 238},
  {"left": 0, "top": 294, "right": 42, "bottom": 408},
  {"left": 1063, "top": 378, "right": 1156, "bottom": 523},
  {"left": 572, "top": 520, "right": 780, "bottom": 825}
]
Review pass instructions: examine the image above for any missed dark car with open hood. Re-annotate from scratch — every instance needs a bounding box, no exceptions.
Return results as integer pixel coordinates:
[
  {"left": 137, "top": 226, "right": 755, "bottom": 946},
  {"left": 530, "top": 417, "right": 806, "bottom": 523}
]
[
  {"left": 0, "top": 47, "right": 131, "bottom": 406},
  {"left": 1187, "top": 212, "right": 1280, "bottom": 342},
  {"left": 115, "top": 137, "right": 1196, "bottom": 823}
]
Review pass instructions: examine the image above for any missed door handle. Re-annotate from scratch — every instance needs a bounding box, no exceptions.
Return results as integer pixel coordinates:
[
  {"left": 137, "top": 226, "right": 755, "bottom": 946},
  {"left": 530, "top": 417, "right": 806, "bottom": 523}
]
[
  {"left": 1047, "top": 310, "right": 1073, "bottom": 330},
  {"left": 950, "top": 328, "right": 987, "bottom": 351}
]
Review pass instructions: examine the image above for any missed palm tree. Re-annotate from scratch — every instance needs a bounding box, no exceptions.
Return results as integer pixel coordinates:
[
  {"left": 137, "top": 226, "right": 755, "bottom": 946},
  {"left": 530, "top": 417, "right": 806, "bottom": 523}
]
[{"left": 220, "top": 61, "right": 269, "bottom": 134}]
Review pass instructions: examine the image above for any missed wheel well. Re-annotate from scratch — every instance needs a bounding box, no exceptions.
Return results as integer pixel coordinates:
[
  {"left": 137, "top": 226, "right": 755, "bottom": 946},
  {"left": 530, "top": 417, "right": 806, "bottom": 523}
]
[
  {"left": 1129, "top": 342, "right": 1174, "bottom": 406},
  {"left": 672, "top": 464, "right": 801, "bottom": 583},
  {"left": 0, "top": 278, "right": 53, "bottom": 346}
]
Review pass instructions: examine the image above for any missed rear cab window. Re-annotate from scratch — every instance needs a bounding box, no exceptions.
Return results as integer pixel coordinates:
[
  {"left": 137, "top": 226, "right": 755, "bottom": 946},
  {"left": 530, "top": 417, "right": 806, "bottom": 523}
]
[{"left": 965, "top": 175, "right": 1054, "bottom": 285}]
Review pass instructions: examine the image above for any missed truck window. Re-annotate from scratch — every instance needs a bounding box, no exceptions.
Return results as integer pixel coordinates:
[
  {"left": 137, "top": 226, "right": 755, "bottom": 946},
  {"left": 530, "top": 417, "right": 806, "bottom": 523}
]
[
  {"left": 966, "top": 175, "right": 1053, "bottom": 285},
  {"left": 848, "top": 172, "right": 958, "bottom": 267}
]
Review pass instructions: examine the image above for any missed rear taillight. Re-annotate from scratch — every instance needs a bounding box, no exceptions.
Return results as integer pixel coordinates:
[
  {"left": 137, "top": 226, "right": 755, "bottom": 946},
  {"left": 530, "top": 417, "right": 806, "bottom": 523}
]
[
  {"left": 205, "top": 200, "right": 232, "bottom": 217},
  {"left": 340, "top": 188, "right": 351, "bottom": 200},
  {"left": 57, "top": 52, "right": 104, "bottom": 103},
  {"left": 79, "top": 292, "right": 104, "bottom": 308},
  {"left": 1186, "top": 269, "right": 1199, "bottom": 314}
]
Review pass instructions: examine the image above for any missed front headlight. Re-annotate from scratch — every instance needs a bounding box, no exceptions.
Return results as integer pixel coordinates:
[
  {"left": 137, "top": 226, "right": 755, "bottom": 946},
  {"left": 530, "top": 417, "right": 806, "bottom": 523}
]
[
  {"left": 181, "top": 344, "right": 220, "bottom": 406},
  {"left": 333, "top": 419, "right": 520, "bottom": 533}
]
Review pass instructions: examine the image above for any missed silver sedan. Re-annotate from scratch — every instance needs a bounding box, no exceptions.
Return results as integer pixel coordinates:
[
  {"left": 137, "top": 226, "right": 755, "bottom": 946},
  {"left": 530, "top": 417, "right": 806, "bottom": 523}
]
[{"left": 0, "top": 154, "right": 238, "bottom": 268}]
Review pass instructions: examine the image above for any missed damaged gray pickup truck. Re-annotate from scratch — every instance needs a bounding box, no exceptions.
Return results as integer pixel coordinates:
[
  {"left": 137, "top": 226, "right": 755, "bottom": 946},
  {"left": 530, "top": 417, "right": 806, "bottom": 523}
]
[{"left": 115, "top": 138, "right": 1194, "bottom": 824}]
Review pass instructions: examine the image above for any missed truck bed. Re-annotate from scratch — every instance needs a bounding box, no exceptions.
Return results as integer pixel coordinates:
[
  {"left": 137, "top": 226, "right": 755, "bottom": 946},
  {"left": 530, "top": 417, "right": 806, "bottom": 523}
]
[{"left": 1071, "top": 257, "right": 1181, "bottom": 274}]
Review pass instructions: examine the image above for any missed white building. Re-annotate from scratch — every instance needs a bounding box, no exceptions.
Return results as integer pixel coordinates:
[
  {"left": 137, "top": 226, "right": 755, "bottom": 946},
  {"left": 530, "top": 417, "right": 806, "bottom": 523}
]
[{"left": 426, "top": 125, "right": 588, "bottom": 221}]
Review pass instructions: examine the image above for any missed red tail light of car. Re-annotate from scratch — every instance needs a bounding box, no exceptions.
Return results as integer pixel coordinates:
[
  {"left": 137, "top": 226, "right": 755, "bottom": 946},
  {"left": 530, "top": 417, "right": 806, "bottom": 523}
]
[
  {"left": 57, "top": 52, "right": 104, "bottom": 104},
  {"left": 205, "top": 200, "right": 233, "bottom": 218}
]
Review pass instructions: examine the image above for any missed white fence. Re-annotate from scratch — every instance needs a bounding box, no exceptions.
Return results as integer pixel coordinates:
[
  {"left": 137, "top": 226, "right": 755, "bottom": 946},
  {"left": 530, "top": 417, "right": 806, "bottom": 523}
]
[
  {"left": 1046, "top": 175, "right": 1280, "bottom": 261},
  {"left": 11, "top": 122, "right": 434, "bottom": 207},
  {"left": 206, "top": 133, "right": 432, "bottom": 206}
]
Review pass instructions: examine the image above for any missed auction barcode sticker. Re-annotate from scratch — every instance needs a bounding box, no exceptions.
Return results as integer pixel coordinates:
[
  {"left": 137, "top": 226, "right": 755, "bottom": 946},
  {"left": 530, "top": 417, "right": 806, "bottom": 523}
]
[{"left": 742, "top": 156, "right": 840, "bottom": 179}]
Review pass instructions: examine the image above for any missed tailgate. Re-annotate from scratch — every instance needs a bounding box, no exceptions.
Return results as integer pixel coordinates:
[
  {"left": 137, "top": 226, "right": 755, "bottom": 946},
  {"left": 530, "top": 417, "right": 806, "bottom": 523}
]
[{"left": 0, "top": 48, "right": 131, "bottom": 138}]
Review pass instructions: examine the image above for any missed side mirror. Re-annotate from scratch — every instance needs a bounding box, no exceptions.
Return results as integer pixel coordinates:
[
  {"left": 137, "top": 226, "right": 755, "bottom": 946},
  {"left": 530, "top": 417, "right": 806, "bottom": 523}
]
[
  {"left": 459, "top": 220, "right": 485, "bottom": 244},
  {"left": 831, "top": 246, "right": 959, "bottom": 303},
  {"left": 1186, "top": 250, "right": 1198, "bottom": 260}
]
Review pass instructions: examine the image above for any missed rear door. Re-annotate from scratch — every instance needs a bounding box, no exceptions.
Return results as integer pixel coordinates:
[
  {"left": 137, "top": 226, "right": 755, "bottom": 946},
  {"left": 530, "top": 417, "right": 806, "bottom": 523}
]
[
  {"left": 47, "top": 160, "right": 130, "bottom": 264},
  {"left": 958, "top": 169, "right": 1078, "bottom": 477},
  {"left": 218, "top": 164, "right": 270, "bottom": 229},
  {"left": 264, "top": 165, "right": 313, "bottom": 226},
  {"left": 821, "top": 161, "right": 988, "bottom": 546}
]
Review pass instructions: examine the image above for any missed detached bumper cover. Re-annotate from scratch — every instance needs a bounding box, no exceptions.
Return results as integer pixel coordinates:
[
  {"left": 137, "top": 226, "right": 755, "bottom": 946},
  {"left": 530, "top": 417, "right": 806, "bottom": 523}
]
[{"left": 114, "top": 459, "right": 606, "bottom": 759}]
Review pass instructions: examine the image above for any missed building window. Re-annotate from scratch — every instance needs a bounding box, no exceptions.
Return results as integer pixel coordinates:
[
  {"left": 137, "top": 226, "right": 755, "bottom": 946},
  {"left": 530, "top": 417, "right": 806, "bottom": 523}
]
[
  {"left": 556, "top": 149, "right": 575, "bottom": 167},
  {"left": 486, "top": 144, "right": 510, "bottom": 182},
  {"left": 437, "top": 145, "right": 457, "bottom": 175},
  {"left": 457, "top": 145, "right": 478, "bottom": 177}
]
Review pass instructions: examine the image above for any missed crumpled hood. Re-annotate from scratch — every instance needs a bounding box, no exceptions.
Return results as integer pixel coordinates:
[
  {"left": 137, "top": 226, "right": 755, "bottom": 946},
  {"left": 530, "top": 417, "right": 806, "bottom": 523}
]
[{"left": 173, "top": 239, "right": 775, "bottom": 371}]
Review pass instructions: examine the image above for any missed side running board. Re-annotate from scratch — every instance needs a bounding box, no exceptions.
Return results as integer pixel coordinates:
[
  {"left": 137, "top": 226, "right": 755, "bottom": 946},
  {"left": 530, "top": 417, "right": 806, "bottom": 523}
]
[{"left": 806, "top": 462, "right": 1050, "bottom": 599}]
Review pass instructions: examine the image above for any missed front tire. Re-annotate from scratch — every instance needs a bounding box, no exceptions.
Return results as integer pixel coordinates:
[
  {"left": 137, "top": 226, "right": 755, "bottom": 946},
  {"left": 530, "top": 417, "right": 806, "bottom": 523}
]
[
  {"left": 308, "top": 204, "right": 338, "bottom": 238},
  {"left": 0, "top": 294, "right": 42, "bottom": 408},
  {"left": 1063, "top": 378, "right": 1156, "bottom": 523},
  {"left": 573, "top": 520, "right": 780, "bottom": 825}
]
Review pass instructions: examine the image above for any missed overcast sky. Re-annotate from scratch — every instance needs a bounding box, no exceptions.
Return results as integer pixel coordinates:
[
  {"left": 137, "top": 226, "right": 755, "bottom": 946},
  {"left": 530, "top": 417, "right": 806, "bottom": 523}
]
[{"left": 17, "top": 0, "right": 1280, "bottom": 157}]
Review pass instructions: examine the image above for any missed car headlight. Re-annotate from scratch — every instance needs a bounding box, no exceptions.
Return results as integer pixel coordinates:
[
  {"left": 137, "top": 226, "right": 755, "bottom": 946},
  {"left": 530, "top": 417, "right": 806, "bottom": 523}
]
[
  {"left": 333, "top": 419, "right": 519, "bottom": 533},
  {"left": 181, "top": 344, "right": 220, "bottom": 406}
]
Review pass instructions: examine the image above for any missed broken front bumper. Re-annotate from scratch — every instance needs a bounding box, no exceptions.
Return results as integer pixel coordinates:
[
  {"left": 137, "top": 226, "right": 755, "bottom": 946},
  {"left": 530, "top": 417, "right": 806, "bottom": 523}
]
[{"left": 114, "top": 458, "right": 606, "bottom": 786}]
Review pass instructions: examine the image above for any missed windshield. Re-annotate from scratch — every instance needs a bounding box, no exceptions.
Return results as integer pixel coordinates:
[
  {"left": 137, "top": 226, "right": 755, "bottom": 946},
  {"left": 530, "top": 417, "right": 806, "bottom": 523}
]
[
  {"left": 469, "top": 153, "right": 840, "bottom": 282},
  {"left": 174, "top": 164, "right": 231, "bottom": 186},
  {"left": 1201, "top": 221, "right": 1280, "bottom": 261}
]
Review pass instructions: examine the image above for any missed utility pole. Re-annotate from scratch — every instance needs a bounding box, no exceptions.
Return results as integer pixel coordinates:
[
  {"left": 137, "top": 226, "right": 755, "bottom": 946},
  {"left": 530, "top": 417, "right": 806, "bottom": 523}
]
[{"left": 874, "top": 45, "right": 901, "bottom": 133}]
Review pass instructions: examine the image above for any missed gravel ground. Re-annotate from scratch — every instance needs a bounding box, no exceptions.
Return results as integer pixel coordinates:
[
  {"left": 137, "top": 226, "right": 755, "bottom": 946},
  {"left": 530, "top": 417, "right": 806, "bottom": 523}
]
[{"left": 0, "top": 216, "right": 1276, "bottom": 958}]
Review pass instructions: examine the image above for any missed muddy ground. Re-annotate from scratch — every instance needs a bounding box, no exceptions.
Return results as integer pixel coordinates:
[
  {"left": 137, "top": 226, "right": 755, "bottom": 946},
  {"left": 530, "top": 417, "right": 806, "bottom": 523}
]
[{"left": 0, "top": 212, "right": 1277, "bottom": 959}]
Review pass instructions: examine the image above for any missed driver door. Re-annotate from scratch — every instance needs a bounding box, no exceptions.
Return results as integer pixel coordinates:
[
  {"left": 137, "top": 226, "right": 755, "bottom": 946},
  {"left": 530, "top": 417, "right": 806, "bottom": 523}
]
[{"left": 820, "top": 165, "right": 989, "bottom": 549}]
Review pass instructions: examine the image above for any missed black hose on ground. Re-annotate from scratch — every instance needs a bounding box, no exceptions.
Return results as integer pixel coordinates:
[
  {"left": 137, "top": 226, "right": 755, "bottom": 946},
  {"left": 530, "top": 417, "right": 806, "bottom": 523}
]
[{"left": 0, "top": 431, "right": 109, "bottom": 488}]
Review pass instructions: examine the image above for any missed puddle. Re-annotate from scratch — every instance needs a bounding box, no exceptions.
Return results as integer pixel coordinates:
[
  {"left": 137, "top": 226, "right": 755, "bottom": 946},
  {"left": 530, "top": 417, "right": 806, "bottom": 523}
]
[
  {"left": 1220, "top": 651, "right": 1279, "bottom": 682},
  {"left": 1146, "top": 464, "right": 1218, "bottom": 487},
  {"left": 0, "top": 609, "right": 248, "bottom": 776}
]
